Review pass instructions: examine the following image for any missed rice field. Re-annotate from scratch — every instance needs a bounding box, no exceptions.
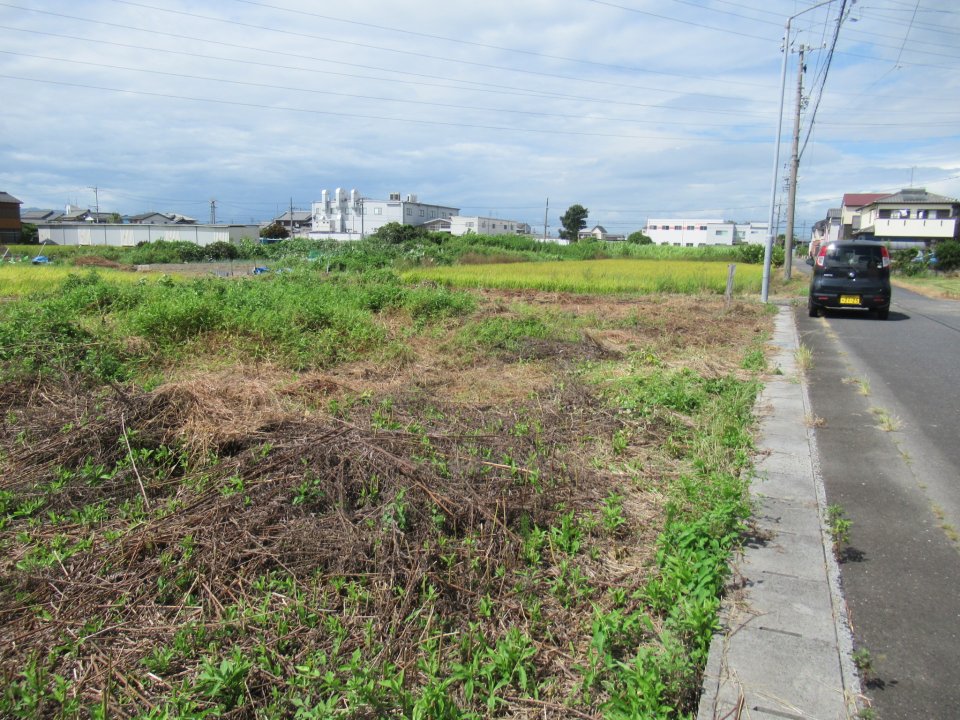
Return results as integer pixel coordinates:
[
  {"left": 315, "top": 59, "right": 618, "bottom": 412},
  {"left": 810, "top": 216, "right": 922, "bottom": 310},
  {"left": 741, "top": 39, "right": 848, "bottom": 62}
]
[
  {"left": 403, "top": 258, "right": 764, "bottom": 295},
  {"left": 0, "top": 265, "right": 169, "bottom": 298}
]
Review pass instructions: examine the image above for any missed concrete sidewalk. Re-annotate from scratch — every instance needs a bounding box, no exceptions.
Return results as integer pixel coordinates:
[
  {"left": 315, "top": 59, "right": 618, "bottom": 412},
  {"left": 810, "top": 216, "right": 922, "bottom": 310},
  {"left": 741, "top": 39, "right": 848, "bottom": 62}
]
[{"left": 697, "top": 306, "right": 862, "bottom": 720}]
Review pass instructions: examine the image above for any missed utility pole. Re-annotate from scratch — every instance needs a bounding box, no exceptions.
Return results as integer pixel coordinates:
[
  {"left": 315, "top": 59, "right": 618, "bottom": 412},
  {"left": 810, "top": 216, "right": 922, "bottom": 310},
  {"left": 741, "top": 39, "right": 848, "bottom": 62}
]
[
  {"left": 360, "top": 197, "right": 365, "bottom": 238},
  {"left": 783, "top": 45, "right": 806, "bottom": 281},
  {"left": 89, "top": 186, "right": 100, "bottom": 221},
  {"left": 543, "top": 197, "right": 549, "bottom": 242},
  {"left": 210, "top": 199, "right": 217, "bottom": 225},
  {"left": 290, "top": 197, "right": 294, "bottom": 238}
]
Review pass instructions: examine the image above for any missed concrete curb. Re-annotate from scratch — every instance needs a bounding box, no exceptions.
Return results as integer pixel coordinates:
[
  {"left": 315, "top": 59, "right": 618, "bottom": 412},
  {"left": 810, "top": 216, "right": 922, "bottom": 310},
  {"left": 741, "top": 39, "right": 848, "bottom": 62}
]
[{"left": 697, "top": 305, "right": 863, "bottom": 720}]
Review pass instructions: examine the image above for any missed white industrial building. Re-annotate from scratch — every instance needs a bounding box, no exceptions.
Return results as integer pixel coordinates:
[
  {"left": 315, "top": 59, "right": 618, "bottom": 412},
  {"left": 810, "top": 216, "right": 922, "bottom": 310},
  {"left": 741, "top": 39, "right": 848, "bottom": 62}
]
[
  {"left": 450, "top": 215, "right": 529, "bottom": 236},
  {"left": 36, "top": 223, "right": 260, "bottom": 247},
  {"left": 310, "top": 188, "right": 458, "bottom": 239},
  {"left": 643, "top": 219, "right": 768, "bottom": 246}
]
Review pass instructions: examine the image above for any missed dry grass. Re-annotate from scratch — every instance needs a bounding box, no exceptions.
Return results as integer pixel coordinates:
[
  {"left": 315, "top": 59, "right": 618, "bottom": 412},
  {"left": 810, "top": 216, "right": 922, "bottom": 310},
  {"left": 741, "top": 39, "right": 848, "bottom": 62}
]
[{"left": 0, "top": 290, "right": 772, "bottom": 717}]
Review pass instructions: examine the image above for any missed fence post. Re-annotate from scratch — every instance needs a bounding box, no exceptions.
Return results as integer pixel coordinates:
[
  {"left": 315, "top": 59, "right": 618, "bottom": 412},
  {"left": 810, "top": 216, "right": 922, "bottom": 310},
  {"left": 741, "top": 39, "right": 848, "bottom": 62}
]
[{"left": 725, "top": 264, "right": 736, "bottom": 307}]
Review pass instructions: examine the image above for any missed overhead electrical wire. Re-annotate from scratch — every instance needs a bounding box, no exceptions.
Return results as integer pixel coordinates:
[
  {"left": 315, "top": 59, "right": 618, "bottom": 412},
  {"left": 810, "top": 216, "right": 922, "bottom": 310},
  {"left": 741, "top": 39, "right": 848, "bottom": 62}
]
[{"left": 0, "top": 50, "right": 774, "bottom": 131}]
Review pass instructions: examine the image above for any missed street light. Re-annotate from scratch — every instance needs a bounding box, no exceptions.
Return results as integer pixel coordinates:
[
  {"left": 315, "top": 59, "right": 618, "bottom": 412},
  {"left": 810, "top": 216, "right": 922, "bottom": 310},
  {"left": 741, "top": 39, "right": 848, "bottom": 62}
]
[{"left": 761, "top": 0, "right": 838, "bottom": 303}]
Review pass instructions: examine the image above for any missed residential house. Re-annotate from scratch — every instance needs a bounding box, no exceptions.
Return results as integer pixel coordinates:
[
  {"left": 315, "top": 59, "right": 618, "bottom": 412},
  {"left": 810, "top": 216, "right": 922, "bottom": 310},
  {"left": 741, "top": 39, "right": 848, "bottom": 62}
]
[
  {"left": 21, "top": 209, "right": 59, "bottom": 224},
  {"left": 839, "top": 193, "right": 889, "bottom": 239},
  {"left": 577, "top": 224, "right": 625, "bottom": 241},
  {"left": 852, "top": 188, "right": 958, "bottom": 247},
  {"left": 809, "top": 208, "right": 841, "bottom": 256},
  {"left": 129, "top": 212, "right": 197, "bottom": 225},
  {"left": 0, "top": 192, "right": 23, "bottom": 243},
  {"left": 271, "top": 210, "right": 313, "bottom": 236}
]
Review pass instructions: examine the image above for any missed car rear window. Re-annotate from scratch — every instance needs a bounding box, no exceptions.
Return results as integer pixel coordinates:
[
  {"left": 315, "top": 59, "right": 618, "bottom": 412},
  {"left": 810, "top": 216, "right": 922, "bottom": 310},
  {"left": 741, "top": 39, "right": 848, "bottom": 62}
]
[{"left": 822, "top": 245, "right": 886, "bottom": 275}]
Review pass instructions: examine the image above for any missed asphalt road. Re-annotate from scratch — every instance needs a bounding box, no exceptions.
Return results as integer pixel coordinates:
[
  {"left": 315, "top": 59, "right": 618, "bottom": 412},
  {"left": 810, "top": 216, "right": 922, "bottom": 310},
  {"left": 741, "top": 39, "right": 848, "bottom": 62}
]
[{"left": 795, "top": 284, "right": 960, "bottom": 718}]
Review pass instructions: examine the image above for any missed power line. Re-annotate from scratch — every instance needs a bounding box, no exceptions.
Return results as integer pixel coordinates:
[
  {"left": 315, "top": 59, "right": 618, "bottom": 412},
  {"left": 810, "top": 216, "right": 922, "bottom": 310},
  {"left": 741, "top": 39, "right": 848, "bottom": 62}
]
[
  {"left": 0, "top": 50, "right": 778, "bottom": 130},
  {"left": 0, "top": 74, "right": 780, "bottom": 143},
  {"left": 0, "top": 2, "right": 778, "bottom": 99}
]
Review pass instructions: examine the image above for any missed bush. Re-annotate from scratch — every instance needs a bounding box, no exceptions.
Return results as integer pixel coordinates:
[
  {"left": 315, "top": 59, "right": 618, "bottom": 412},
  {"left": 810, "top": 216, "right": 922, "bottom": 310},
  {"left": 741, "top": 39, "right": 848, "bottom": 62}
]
[
  {"left": 260, "top": 222, "right": 289, "bottom": 240},
  {"left": 371, "top": 222, "right": 429, "bottom": 245},
  {"left": 627, "top": 231, "right": 653, "bottom": 245},
  {"left": 891, "top": 248, "right": 926, "bottom": 276},
  {"left": 129, "top": 240, "right": 206, "bottom": 264},
  {"left": 934, "top": 240, "right": 960, "bottom": 273},
  {"left": 205, "top": 241, "right": 239, "bottom": 261}
]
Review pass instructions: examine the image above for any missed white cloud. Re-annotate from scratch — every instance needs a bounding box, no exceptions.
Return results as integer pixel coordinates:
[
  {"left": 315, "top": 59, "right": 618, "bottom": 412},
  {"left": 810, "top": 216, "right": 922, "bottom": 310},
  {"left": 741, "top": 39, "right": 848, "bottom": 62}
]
[{"left": 2, "top": 0, "right": 958, "bottom": 233}]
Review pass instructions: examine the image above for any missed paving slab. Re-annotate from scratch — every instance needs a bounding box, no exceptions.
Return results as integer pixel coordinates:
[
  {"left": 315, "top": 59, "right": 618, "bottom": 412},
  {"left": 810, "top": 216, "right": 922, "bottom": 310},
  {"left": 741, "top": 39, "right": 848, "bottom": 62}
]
[{"left": 698, "top": 306, "right": 861, "bottom": 720}]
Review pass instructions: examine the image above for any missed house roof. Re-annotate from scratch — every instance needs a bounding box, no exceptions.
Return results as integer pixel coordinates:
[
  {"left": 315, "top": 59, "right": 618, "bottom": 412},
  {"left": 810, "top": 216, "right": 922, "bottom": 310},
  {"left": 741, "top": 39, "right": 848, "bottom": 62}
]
[
  {"left": 129, "top": 211, "right": 168, "bottom": 221},
  {"left": 22, "top": 209, "right": 58, "bottom": 222},
  {"left": 842, "top": 193, "right": 889, "bottom": 208},
  {"left": 0, "top": 192, "right": 23, "bottom": 205},
  {"left": 870, "top": 188, "right": 958, "bottom": 205},
  {"left": 592, "top": 225, "right": 608, "bottom": 233},
  {"left": 274, "top": 210, "right": 313, "bottom": 223}
]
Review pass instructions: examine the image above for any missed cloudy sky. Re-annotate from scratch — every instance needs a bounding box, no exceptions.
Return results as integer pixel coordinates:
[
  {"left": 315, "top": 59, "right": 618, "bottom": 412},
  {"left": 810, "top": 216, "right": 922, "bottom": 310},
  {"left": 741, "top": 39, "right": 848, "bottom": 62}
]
[{"left": 2, "top": 0, "right": 959, "bottom": 236}]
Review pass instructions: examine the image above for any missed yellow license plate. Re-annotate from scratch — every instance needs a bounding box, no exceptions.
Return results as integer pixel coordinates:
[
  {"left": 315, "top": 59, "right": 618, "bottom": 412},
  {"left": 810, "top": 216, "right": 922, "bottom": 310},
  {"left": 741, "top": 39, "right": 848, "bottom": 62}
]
[{"left": 839, "top": 295, "right": 861, "bottom": 305}]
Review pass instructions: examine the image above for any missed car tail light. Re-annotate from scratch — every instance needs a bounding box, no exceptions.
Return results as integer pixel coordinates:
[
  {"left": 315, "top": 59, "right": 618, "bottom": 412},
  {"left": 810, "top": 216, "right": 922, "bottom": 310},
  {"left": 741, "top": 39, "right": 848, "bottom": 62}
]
[
  {"left": 816, "top": 245, "right": 828, "bottom": 268},
  {"left": 880, "top": 246, "right": 891, "bottom": 268}
]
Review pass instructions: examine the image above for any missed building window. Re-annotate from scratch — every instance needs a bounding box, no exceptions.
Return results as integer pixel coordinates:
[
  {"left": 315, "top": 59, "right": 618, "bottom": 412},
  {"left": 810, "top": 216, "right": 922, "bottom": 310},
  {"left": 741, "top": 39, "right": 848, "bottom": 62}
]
[
  {"left": 936, "top": 209, "right": 950, "bottom": 219},
  {"left": 916, "top": 209, "right": 928, "bottom": 219},
  {"left": 715, "top": 230, "right": 724, "bottom": 236},
  {"left": 686, "top": 225, "right": 694, "bottom": 230},
  {"left": 406, "top": 208, "right": 412, "bottom": 216},
  {"left": 419, "top": 209, "right": 425, "bottom": 217},
  {"left": 374, "top": 208, "right": 382, "bottom": 215},
  {"left": 673, "top": 225, "right": 682, "bottom": 230},
  {"left": 895, "top": 208, "right": 910, "bottom": 219},
  {"left": 699, "top": 225, "right": 707, "bottom": 230},
  {"left": 878, "top": 209, "right": 891, "bottom": 219}
]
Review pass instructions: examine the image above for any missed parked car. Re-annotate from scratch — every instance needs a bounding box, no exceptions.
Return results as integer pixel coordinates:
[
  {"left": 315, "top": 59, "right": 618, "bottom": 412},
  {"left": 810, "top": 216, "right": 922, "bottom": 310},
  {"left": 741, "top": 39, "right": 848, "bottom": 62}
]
[{"left": 807, "top": 242, "right": 891, "bottom": 320}]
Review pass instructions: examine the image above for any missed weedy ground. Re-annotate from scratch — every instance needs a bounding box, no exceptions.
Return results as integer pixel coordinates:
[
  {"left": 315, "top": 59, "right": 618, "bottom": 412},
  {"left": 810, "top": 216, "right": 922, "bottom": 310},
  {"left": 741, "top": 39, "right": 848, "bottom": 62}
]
[{"left": 0, "top": 267, "right": 774, "bottom": 718}]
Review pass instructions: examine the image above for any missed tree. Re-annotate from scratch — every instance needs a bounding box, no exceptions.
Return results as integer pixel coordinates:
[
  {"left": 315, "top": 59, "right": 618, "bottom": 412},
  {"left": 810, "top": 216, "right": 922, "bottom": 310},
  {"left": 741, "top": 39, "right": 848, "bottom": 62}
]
[
  {"left": 371, "top": 222, "right": 428, "bottom": 245},
  {"left": 934, "top": 240, "right": 960, "bottom": 272},
  {"left": 260, "top": 221, "right": 289, "bottom": 240},
  {"left": 626, "top": 230, "right": 653, "bottom": 245},
  {"left": 559, "top": 204, "right": 589, "bottom": 241},
  {"left": 20, "top": 222, "right": 38, "bottom": 244}
]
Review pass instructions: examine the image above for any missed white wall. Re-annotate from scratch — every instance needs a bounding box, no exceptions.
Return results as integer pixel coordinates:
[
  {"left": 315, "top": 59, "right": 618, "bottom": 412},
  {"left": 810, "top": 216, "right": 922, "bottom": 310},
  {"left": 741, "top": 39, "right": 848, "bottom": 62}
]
[
  {"left": 37, "top": 223, "right": 260, "bottom": 247},
  {"left": 450, "top": 216, "right": 523, "bottom": 236},
  {"left": 644, "top": 219, "right": 724, "bottom": 246}
]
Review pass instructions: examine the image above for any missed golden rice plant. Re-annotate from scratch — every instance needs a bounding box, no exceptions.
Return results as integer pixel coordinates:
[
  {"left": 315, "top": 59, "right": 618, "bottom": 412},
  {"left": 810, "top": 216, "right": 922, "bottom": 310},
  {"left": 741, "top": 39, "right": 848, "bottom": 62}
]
[{"left": 403, "top": 258, "right": 763, "bottom": 295}]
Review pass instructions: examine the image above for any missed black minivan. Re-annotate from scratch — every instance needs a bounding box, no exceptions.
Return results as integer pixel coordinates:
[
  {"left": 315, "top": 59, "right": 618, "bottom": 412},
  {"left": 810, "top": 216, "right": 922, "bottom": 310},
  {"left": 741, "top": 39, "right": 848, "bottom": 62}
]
[{"left": 807, "top": 242, "right": 892, "bottom": 319}]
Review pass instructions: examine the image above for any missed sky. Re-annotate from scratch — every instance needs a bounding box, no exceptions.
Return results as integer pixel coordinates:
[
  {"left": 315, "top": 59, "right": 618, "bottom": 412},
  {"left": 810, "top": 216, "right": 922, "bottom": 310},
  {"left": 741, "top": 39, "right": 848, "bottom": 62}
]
[{"left": 2, "top": 0, "right": 959, "bottom": 237}]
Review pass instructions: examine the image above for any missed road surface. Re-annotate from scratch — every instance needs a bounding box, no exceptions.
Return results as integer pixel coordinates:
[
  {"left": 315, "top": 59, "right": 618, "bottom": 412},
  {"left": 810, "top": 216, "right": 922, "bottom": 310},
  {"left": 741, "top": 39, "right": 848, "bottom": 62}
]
[{"left": 796, "top": 285, "right": 960, "bottom": 718}]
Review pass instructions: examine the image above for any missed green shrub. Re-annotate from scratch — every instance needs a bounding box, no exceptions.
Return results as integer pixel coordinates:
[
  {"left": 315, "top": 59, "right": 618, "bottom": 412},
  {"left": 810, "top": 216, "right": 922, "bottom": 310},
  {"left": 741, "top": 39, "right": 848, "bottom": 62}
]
[
  {"left": 204, "top": 241, "right": 239, "bottom": 261},
  {"left": 891, "top": 248, "right": 926, "bottom": 276},
  {"left": 934, "top": 240, "right": 960, "bottom": 272},
  {"left": 627, "top": 230, "right": 653, "bottom": 245}
]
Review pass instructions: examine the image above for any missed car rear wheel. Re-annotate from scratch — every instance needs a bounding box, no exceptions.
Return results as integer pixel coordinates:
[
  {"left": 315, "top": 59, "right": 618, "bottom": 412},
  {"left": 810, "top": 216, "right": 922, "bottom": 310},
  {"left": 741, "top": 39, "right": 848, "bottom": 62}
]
[{"left": 807, "top": 298, "right": 820, "bottom": 317}]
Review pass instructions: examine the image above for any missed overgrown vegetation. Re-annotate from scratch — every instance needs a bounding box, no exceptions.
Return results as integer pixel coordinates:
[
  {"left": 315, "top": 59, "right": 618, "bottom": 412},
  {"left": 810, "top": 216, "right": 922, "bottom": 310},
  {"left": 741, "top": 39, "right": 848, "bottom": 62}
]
[
  {"left": 3, "top": 228, "right": 783, "bottom": 273},
  {"left": 0, "top": 255, "right": 774, "bottom": 717}
]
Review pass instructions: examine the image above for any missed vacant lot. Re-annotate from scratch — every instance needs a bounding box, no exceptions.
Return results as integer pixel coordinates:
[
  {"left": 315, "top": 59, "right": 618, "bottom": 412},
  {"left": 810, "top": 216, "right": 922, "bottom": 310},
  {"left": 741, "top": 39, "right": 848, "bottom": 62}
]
[{"left": 0, "top": 267, "right": 774, "bottom": 718}]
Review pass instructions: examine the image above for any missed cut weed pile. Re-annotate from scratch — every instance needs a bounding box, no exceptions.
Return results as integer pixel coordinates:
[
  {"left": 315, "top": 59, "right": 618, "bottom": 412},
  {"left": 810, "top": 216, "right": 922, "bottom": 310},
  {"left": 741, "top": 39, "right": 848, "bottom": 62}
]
[{"left": 0, "top": 269, "right": 773, "bottom": 719}]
